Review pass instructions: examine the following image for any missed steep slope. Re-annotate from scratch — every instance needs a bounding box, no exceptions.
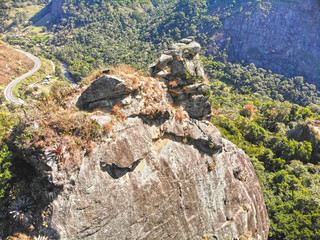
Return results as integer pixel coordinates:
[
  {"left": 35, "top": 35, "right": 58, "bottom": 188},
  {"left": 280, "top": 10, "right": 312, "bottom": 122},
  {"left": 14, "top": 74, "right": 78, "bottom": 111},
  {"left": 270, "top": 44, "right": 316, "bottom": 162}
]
[
  {"left": 0, "top": 41, "right": 34, "bottom": 86},
  {"left": 41, "top": 0, "right": 320, "bottom": 85},
  {"left": 50, "top": 39, "right": 269, "bottom": 239},
  {"left": 208, "top": 0, "right": 320, "bottom": 84},
  {"left": 3, "top": 39, "right": 269, "bottom": 239},
  {"left": 51, "top": 117, "right": 269, "bottom": 239}
]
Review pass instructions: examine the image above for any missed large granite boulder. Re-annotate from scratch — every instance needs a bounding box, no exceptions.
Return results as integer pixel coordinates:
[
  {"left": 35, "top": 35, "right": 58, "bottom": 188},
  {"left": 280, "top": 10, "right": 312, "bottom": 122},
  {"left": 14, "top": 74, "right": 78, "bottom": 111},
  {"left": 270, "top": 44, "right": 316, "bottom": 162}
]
[
  {"left": 49, "top": 116, "right": 269, "bottom": 240},
  {"left": 8, "top": 40, "right": 270, "bottom": 239},
  {"left": 76, "top": 75, "right": 133, "bottom": 112}
]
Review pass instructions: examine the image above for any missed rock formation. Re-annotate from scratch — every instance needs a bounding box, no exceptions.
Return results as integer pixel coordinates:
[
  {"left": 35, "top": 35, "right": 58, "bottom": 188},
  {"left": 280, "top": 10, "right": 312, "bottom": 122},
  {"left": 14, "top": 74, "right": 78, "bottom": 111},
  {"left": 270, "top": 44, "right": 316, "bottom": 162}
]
[
  {"left": 10, "top": 39, "right": 269, "bottom": 239},
  {"left": 209, "top": 0, "right": 320, "bottom": 84},
  {"left": 150, "top": 37, "right": 211, "bottom": 120},
  {"left": 50, "top": 117, "right": 269, "bottom": 239},
  {"left": 30, "top": 0, "right": 64, "bottom": 27},
  {"left": 287, "top": 120, "right": 320, "bottom": 160},
  {"left": 51, "top": 0, "right": 64, "bottom": 24}
]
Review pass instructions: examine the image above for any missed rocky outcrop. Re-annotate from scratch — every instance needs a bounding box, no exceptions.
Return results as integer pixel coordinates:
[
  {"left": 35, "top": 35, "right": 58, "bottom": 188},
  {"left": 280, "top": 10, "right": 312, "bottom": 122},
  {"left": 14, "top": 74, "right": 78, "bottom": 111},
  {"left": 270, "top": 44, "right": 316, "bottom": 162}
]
[
  {"left": 150, "top": 36, "right": 205, "bottom": 82},
  {"left": 76, "top": 75, "right": 133, "bottom": 112},
  {"left": 51, "top": 0, "right": 64, "bottom": 24},
  {"left": 287, "top": 120, "right": 320, "bottom": 159},
  {"left": 150, "top": 37, "right": 211, "bottom": 120},
  {"left": 11, "top": 39, "right": 269, "bottom": 239},
  {"left": 209, "top": 0, "right": 320, "bottom": 84},
  {"left": 49, "top": 116, "right": 269, "bottom": 240},
  {"left": 30, "top": 0, "right": 64, "bottom": 27}
]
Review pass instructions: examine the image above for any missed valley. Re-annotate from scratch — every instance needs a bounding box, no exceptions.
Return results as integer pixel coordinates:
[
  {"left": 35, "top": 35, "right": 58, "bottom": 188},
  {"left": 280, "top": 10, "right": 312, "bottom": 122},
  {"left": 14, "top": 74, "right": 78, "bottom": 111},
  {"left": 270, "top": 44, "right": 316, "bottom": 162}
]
[{"left": 0, "top": 0, "right": 320, "bottom": 239}]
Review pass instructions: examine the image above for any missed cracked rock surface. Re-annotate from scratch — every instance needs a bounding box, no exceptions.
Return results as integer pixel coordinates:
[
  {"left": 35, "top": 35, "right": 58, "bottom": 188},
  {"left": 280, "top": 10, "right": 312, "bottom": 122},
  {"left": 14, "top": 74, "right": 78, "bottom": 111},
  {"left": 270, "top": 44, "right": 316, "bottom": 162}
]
[
  {"left": 36, "top": 38, "right": 269, "bottom": 239},
  {"left": 50, "top": 115, "right": 269, "bottom": 239}
]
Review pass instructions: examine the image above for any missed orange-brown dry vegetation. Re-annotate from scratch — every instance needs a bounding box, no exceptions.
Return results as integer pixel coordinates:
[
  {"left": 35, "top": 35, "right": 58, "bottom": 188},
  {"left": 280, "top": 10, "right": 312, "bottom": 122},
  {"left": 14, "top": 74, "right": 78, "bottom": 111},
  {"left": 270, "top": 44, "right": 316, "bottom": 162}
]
[
  {"left": 16, "top": 64, "right": 187, "bottom": 172},
  {"left": 0, "top": 41, "right": 34, "bottom": 86},
  {"left": 174, "top": 106, "right": 186, "bottom": 122},
  {"left": 84, "top": 64, "right": 172, "bottom": 118},
  {"left": 16, "top": 84, "right": 102, "bottom": 172},
  {"left": 6, "top": 233, "right": 32, "bottom": 240}
]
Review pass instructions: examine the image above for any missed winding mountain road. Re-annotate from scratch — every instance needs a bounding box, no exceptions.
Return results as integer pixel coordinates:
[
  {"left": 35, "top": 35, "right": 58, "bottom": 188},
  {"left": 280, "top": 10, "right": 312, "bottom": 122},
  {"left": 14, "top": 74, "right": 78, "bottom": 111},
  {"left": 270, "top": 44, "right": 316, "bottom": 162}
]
[{"left": 4, "top": 49, "right": 42, "bottom": 105}]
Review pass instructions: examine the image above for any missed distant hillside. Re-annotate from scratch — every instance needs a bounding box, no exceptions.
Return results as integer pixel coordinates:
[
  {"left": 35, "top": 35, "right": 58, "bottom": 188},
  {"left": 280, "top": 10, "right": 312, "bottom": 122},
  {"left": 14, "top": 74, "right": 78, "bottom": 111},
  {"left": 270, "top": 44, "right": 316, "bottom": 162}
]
[
  {"left": 207, "top": 0, "right": 320, "bottom": 85},
  {"left": 15, "top": 0, "right": 320, "bottom": 86},
  {"left": 0, "top": 41, "right": 34, "bottom": 86}
]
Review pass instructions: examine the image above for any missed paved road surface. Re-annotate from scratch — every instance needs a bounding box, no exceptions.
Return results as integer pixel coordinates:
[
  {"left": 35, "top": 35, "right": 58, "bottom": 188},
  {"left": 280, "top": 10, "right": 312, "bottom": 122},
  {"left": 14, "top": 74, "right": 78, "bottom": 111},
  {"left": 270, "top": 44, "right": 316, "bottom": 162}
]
[{"left": 4, "top": 49, "right": 42, "bottom": 105}]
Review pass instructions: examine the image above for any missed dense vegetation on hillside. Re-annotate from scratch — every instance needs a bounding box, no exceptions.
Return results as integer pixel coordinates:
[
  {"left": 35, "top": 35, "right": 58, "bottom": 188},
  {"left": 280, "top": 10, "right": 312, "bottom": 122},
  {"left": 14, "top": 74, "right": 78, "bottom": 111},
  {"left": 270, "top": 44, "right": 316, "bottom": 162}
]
[
  {"left": 205, "top": 58, "right": 320, "bottom": 106},
  {"left": 0, "top": 0, "right": 8, "bottom": 32},
  {"left": 0, "top": 0, "right": 320, "bottom": 239},
  {"left": 3, "top": 0, "right": 260, "bottom": 81},
  {"left": 204, "top": 59, "right": 320, "bottom": 239}
]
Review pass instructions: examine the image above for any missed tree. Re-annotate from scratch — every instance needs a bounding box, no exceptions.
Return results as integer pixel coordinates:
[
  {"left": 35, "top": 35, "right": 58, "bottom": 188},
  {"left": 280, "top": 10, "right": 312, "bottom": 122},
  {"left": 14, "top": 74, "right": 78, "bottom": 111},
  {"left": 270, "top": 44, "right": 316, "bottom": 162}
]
[{"left": 0, "top": 144, "right": 12, "bottom": 198}]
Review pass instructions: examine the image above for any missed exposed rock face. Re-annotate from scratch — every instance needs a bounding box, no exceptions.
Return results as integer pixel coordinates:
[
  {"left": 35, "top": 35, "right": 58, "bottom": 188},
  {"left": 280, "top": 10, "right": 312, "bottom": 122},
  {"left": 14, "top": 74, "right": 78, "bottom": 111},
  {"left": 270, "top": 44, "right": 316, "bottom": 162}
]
[
  {"left": 151, "top": 36, "right": 205, "bottom": 83},
  {"left": 50, "top": 116, "right": 269, "bottom": 239},
  {"left": 287, "top": 120, "right": 320, "bottom": 159},
  {"left": 209, "top": 0, "right": 320, "bottom": 84},
  {"left": 76, "top": 75, "right": 133, "bottom": 112},
  {"left": 51, "top": 0, "right": 64, "bottom": 23},
  {"left": 150, "top": 37, "right": 211, "bottom": 120},
  {"left": 30, "top": 0, "right": 64, "bottom": 26},
  {"left": 19, "top": 39, "right": 269, "bottom": 239}
]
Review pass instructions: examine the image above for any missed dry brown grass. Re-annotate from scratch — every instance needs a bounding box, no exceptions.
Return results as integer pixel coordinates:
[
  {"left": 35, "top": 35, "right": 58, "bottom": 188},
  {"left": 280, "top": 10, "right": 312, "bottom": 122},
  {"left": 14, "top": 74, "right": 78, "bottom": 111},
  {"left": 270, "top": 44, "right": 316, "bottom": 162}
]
[
  {"left": 0, "top": 41, "right": 34, "bottom": 86},
  {"left": 111, "top": 63, "right": 137, "bottom": 75},
  {"left": 174, "top": 106, "right": 186, "bottom": 122},
  {"left": 239, "top": 231, "right": 252, "bottom": 240},
  {"left": 109, "top": 64, "right": 171, "bottom": 119},
  {"left": 82, "top": 66, "right": 111, "bottom": 85},
  {"left": 20, "top": 94, "right": 103, "bottom": 172},
  {"left": 6, "top": 233, "right": 32, "bottom": 240},
  {"left": 103, "top": 122, "right": 114, "bottom": 133},
  {"left": 168, "top": 80, "right": 178, "bottom": 88},
  {"left": 111, "top": 104, "right": 127, "bottom": 121},
  {"left": 82, "top": 64, "right": 139, "bottom": 86}
]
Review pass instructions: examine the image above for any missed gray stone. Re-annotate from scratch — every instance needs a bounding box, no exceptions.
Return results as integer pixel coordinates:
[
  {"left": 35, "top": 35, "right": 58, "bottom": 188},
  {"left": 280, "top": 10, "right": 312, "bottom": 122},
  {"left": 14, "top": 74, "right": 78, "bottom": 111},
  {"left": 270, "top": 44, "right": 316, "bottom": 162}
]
[
  {"left": 179, "top": 38, "right": 193, "bottom": 44},
  {"left": 159, "top": 54, "right": 173, "bottom": 69},
  {"left": 208, "top": 0, "right": 320, "bottom": 83},
  {"left": 90, "top": 115, "right": 111, "bottom": 126},
  {"left": 19, "top": 38, "right": 269, "bottom": 239},
  {"left": 76, "top": 75, "right": 133, "bottom": 112},
  {"left": 48, "top": 116, "right": 269, "bottom": 239},
  {"left": 182, "top": 41, "right": 201, "bottom": 54}
]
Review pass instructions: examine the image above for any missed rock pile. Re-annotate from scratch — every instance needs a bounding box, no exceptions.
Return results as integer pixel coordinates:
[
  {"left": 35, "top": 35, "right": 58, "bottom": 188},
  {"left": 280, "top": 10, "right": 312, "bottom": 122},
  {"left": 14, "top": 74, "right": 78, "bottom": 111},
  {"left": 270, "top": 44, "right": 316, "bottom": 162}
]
[
  {"left": 150, "top": 36, "right": 205, "bottom": 82},
  {"left": 150, "top": 36, "right": 211, "bottom": 120}
]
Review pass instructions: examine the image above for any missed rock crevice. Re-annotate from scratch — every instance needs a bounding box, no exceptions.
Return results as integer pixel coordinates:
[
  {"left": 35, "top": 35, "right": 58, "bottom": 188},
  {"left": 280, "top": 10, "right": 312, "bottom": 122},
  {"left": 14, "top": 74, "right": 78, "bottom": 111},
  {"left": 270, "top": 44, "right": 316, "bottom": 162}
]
[{"left": 22, "top": 38, "right": 269, "bottom": 239}]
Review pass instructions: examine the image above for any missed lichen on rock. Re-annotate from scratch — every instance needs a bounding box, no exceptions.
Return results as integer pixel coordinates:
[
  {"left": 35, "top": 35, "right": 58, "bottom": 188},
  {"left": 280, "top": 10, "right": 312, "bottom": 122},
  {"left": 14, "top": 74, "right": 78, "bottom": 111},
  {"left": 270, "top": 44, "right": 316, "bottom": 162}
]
[{"left": 14, "top": 38, "right": 269, "bottom": 239}]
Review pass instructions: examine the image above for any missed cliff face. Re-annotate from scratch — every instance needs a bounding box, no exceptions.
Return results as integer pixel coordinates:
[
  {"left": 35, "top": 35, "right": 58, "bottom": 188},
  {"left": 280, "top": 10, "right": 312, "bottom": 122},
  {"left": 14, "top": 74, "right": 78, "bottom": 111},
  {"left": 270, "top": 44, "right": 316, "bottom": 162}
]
[
  {"left": 209, "top": 0, "right": 320, "bottom": 84},
  {"left": 51, "top": 0, "right": 64, "bottom": 23},
  {"left": 52, "top": 39, "right": 269, "bottom": 239},
  {"left": 51, "top": 118, "right": 269, "bottom": 239},
  {"left": 13, "top": 39, "right": 269, "bottom": 239}
]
